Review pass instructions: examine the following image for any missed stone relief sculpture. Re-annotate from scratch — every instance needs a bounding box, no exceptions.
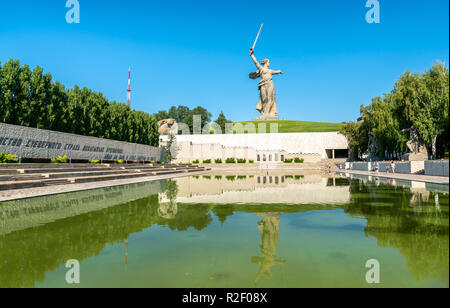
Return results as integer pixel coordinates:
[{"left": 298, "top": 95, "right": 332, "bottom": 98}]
[
  {"left": 405, "top": 128, "right": 427, "bottom": 154},
  {"left": 402, "top": 127, "right": 428, "bottom": 161},
  {"left": 366, "top": 134, "right": 379, "bottom": 160},
  {"left": 158, "top": 118, "right": 178, "bottom": 135}
]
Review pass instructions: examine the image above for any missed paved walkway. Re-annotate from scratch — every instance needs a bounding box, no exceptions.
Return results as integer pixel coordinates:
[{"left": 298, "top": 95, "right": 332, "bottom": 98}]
[{"left": 337, "top": 169, "right": 449, "bottom": 185}]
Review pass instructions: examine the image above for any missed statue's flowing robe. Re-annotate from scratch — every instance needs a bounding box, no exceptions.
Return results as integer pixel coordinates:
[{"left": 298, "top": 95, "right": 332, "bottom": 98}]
[{"left": 249, "top": 67, "right": 278, "bottom": 117}]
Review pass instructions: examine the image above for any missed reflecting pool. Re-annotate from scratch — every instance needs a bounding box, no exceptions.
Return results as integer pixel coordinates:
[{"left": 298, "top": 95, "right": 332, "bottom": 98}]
[{"left": 0, "top": 172, "right": 448, "bottom": 288}]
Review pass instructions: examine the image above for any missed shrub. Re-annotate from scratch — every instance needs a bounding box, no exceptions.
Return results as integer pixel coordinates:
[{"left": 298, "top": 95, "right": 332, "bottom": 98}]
[
  {"left": 90, "top": 160, "right": 100, "bottom": 164},
  {"left": 203, "top": 159, "right": 212, "bottom": 164},
  {"left": 294, "top": 158, "right": 305, "bottom": 163},
  {"left": 237, "top": 176, "right": 246, "bottom": 180},
  {"left": 0, "top": 152, "right": 19, "bottom": 164},
  {"left": 215, "top": 176, "right": 222, "bottom": 180},
  {"left": 192, "top": 160, "right": 200, "bottom": 164},
  {"left": 51, "top": 155, "right": 68, "bottom": 164},
  {"left": 248, "top": 160, "right": 254, "bottom": 164},
  {"left": 203, "top": 176, "right": 211, "bottom": 180},
  {"left": 237, "top": 159, "right": 247, "bottom": 164},
  {"left": 284, "top": 159, "right": 294, "bottom": 163},
  {"left": 215, "top": 159, "right": 223, "bottom": 164},
  {"left": 226, "top": 176, "right": 236, "bottom": 181},
  {"left": 225, "top": 158, "right": 236, "bottom": 164},
  {"left": 114, "top": 159, "right": 124, "bottom": 164}
]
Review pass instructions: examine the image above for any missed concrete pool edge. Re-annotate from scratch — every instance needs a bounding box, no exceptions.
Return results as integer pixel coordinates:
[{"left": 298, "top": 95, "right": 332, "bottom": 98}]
[{"left": 338, "top": 170, "right": 449, "bottom": 185}]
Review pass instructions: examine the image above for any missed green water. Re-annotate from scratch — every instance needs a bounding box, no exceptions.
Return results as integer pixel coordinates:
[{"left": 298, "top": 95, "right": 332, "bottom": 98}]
[{"left": 0, "top": 173, "right": 448, "bottom": 288}]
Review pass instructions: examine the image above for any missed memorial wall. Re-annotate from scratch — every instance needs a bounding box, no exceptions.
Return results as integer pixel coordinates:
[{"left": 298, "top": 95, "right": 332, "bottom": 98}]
[{"left": 0, "top": 122, "right": 164, "bottom": 162}]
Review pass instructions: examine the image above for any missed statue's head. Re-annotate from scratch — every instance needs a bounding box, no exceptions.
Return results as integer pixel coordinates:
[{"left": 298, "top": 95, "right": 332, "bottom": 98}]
[{"left": 261, "top": 59, "right": 270, "bottom": 67}]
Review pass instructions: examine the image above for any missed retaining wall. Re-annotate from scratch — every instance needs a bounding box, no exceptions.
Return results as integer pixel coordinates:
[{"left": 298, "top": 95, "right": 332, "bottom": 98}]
[
  {"left": 425, "top": 161, "right": 449, "bottom": 177},
  {"left": 0, "top": 122, "right": 164, "bottom": 162}
]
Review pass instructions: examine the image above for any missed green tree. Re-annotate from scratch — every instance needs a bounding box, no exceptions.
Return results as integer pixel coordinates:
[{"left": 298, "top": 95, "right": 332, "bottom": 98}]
[
  {"left": 0, "top": 61, "right": 4, "bottom": 122},
  {"left": 168, "top": 105, "right": 190, "bottom": 123},
  {"left": 164, "top": 134, "right": 176, "bottom": 162},
  {"left": 215, "top": 111, "right": 231, "bottom": 134},
  {"left": 362, "top": 97, "right": 407, "bottom": 156},
  {"left": 342, "top": 64, "right": 448, "bottom": 160},
  {"left": 154, "top": 110, "right": 169, "bottom": 122},
  {"left": 1, "top": 60, "right": 28, "bottom": 126},
  {"left": 340, "top": 121, "right": 368, "bottom": 159},
  {"left": 46, "top": 81, "right": 67, "bottom": 132},
  {"left": 28, "top": 66, "right": 46, "bottom": 128},
  {"left": 185, "top": 106, "right": 212, "bottom": 133},
  {"left": 390, "top": 65, "right": 449, "bottom": 158}
]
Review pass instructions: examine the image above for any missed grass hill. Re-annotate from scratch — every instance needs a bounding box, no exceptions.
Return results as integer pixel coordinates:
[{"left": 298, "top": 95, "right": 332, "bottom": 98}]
[{"left": 231, "top": 120, "right": 344, "bottom": 133}]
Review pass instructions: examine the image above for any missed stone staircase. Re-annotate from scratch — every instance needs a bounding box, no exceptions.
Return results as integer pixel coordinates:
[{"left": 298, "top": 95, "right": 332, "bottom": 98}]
[{"left": 0, "top": 163, "right": 208, "bottom": 191}]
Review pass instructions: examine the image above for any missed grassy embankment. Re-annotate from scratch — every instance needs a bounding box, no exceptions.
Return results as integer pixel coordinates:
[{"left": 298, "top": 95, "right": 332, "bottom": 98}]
[{"left": 232, "top": 120, "right": 344, "bottom": 133}]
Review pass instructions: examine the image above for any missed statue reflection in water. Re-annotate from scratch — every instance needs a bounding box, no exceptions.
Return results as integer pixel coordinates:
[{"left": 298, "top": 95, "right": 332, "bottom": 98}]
[
  {"left": 158, "top": 202, "right": 178, "bottom": 220},
  {"left": 158, "top": 180, "right": 179, "bottom": 219},
  {"left": 251, "top": 214, "right": 286, "bottom": 287}
]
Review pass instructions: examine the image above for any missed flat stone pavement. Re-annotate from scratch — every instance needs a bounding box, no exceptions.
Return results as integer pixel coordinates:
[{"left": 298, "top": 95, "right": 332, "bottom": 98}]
[
  {"left": 338, "top": 169, "right": 449, "bottom": 185},
  {"left": 0, "top": 170, "right": 210, "bottom": 202}
]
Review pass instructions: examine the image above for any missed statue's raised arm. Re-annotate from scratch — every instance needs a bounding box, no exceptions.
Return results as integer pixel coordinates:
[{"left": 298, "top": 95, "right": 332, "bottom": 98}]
[{"left": 250, "top": 49, "right": 263, "bottom": 70}]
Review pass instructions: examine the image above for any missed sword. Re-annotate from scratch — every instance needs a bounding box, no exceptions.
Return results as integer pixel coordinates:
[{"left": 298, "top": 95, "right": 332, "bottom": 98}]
[{"left": 251, "top": 23, "right": 264, "bottom": 51}]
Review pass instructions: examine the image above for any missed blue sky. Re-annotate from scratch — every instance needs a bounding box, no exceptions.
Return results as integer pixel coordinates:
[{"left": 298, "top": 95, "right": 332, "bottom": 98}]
[{"left": 0, "top": 0, "right": 448, "bottom": 123}]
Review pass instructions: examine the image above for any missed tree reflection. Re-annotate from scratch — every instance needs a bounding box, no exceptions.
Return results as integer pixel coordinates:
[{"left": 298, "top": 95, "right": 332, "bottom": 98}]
[
  {"left": 0, "top": 194, "right": 161, "bottom": 288},
  {"left": 345, "top": 178, "right": 449, "bottom": 286}
]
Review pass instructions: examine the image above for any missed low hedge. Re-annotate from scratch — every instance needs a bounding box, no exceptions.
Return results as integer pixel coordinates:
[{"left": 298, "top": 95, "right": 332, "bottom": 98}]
[
  {"left": 51, "top": 155, "right": 68, "bottom": 164},
  {"left": 0, "top": 152, "right": 19, "bottom": 163}
]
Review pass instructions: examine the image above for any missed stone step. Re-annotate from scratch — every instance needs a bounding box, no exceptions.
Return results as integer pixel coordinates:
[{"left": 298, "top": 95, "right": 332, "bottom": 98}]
[
  {"left": 0, "top": 166, "right": 207, "bottom": 191},
  {"left": 40, "top": 169, "right": 139, "bottom": 179},
  {"left": 119, "top": 166, "right": 176, "bottom": 171},
  {"left": 66, "top": 170, "right": 189, "bottom": 184},
  {"left": 17, "top": 167, "right": 114, "bottom": 174},
  {"left": 147, "top": 170, "right": 187, "bottom": 176},
  {"left": 40, "top": 167, "right": 192, "bottom": 179},
  {"left": 0, "top": 174, "right": 43, "bottom": 181},
  {"left": 0, "top": 178, "right": 72, "bottom": 191},
  {"left": 0, "top": 163, "right": 106, "bottom": 169},
  {"left": 0, "top": 163, "right": 166, "bottom": 170}
]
